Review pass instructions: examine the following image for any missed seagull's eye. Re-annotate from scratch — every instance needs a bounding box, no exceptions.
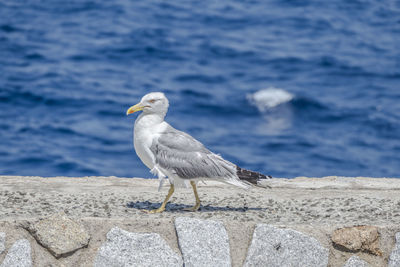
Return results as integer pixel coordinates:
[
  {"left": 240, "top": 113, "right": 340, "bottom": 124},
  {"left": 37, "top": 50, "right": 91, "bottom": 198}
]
[{"left": 148, "top": 99, "right": 156, "bottom": 103}]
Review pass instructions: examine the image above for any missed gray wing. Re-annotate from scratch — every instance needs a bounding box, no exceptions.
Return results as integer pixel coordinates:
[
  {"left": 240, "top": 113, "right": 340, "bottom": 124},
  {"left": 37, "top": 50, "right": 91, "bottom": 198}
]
[{"left": 150, "top": 126, "right": 236, "bottom": 180}]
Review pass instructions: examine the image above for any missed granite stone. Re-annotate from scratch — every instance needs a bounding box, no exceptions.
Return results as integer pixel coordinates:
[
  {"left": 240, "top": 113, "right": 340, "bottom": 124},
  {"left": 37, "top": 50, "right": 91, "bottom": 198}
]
[
  {"left": 0, "top": 233, "right": 5, "bottom": 255},
  {"left": 244, "top": 224, "right": 329, "bottom": 267},
  {"left": 175, "top": 217, "right": 231, "bottom": 267},
  {"left": 343, "top": 256, "right": 369, "bottom": 267},
  {"left": 0, "top": 239, "right": 31, "bottom": 267},
  {"left": 94, "top": 227, "right": 182, "bottom": 267},
  {"left": 388, "top": 232, "right": 400, "bottom": 267},
  {"left": 25, "top": 212, "right": 90, "bottom": 258}
]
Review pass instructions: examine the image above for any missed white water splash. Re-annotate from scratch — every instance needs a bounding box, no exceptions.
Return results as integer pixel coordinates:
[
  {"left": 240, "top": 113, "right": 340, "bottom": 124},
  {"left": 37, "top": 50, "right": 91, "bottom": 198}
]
[
  {"left": 247, "top": 87, "right": 294, "bottom": 135},
  {"left": 247, "top": 87, "right": 294, "bottom": 112}
]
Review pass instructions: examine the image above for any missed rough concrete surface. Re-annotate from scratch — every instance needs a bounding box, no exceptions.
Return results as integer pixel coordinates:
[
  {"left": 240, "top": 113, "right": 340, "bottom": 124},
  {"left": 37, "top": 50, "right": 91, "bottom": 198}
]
[
  {"left": 1, "top": 175, "right": 400, "bottom": 226},
  {"left": 94, "top": 226, "right": 182, "bottom": 267},
  {"left": 175, "top": 217, "right": 231, "bottom": 267},
  {"left": 0, "top": 175, "right": 400, "bottom": 266},
  {"left": 244, "top": 224, "right": 329, "bottom": 267}
]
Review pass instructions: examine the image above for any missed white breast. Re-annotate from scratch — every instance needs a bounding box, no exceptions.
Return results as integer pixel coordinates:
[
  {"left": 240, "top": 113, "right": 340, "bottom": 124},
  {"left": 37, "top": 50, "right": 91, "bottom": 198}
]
[
  {"left": 133, "top": 113, "right": 168, "bottom": 171},
  {"left": 134, "top": 128, "right": 154, "bottom": 170}
]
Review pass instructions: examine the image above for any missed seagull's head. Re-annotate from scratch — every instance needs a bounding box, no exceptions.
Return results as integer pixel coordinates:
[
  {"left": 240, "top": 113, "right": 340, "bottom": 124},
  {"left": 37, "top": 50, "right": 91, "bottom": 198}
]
[{"left": 126, "top": 92, "right": 169, "bottom": 117}]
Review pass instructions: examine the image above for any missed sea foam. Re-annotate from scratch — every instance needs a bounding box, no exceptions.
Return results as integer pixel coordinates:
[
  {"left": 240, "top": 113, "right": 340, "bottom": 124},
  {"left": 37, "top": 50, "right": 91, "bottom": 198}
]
[{"left": 247, "top": 87, "right": 294, "bottom": 112}]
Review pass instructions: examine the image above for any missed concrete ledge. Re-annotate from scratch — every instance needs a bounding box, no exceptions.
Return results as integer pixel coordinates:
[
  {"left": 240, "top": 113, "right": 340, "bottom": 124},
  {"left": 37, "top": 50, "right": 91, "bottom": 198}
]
[{"left": 0, "top": 176, "right": 400, "bottom": 266}]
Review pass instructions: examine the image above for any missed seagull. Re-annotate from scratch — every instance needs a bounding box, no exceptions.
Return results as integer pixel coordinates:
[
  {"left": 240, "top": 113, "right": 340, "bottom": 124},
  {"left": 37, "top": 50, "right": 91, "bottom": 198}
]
[{"left": 126, "top": 92, "right": 271, "bottom": 213}]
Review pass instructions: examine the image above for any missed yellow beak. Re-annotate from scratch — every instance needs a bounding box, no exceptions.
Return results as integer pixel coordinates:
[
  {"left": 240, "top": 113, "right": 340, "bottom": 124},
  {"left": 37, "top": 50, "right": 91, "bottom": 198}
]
[{"left": 126, "top": 103, "right": 145, "bottom": 115}]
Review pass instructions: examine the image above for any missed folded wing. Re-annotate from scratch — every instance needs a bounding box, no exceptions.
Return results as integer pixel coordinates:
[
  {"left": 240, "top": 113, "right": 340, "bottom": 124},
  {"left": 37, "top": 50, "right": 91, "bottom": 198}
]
[{"left": 150, "top": 126, "right": 237, "bottom": 180}]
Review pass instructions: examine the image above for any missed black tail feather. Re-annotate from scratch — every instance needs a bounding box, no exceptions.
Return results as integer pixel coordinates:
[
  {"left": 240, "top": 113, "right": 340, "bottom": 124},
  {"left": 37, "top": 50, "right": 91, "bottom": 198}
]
[{"left": 236, "top": 166, "right": 272, "bottom": 185}]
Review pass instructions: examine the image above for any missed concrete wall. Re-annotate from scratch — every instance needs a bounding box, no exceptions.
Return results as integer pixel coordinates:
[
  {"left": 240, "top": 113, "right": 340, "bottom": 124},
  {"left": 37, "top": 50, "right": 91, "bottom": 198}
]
[{"left": 0, "top": 176, "right": 399, "bottom": 266}]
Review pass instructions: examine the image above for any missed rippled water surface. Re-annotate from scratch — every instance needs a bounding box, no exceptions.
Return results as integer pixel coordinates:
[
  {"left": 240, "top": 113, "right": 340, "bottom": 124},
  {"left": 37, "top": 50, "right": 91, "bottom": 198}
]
[{"left": 1, "top": 0, "right": 399, "bottom": 178}]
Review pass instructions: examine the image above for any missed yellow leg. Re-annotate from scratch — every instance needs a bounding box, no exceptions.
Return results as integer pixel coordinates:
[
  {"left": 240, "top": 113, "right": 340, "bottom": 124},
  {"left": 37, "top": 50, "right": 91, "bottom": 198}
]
[
  {"left": 147, "top": 184, "right": 175, "bottom": 214},
  {"left": 184, "top": 181, "right": 201, "bottom": 212}
]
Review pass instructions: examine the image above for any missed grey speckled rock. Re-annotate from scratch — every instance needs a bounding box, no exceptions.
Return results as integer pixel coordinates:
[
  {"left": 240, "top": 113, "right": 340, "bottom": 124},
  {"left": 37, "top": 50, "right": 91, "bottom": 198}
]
[
  {"left": 25, "top": 212, "right": 90, "bottom": 258},
  {"left": 0, "top": 239, "right": 31, "bottom": 267},
  {"left": 343, "top": 256, "right": 369, "bottom": 267},
  {"left": 388, "top": 232, "right": 400, "bottom": 267},
  {"left": 175, "top": 217, "right": 231, "bottom": 267},
  {"left": 94, "top": 227, "right": 182, "bottom": 267},
  {"left": 244, "top": 224, "right": 329, "bottom": 267},
  {"left": 0, "top": 233, "right": 5, "bottom": 255}
]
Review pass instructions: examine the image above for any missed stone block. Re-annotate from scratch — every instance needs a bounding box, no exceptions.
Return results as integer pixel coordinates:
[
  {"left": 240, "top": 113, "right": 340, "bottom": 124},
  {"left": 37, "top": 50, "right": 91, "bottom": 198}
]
[
  {"left": 343, "top": 256, "right": 369, "bottom": 267},
  {"left": 94, "top": 227, "right": 182, "bottom": 267},
  {"left": 175, "top": 217, "right": 231, "bottom": 267},
  {"left": 331, "top": 226, "right": 381, "bottom": 255},
  {"left": 25, "top": 212, "right": 90, "bottom": 258},
  {"left": 244, "top": 224, "right": 329, "bottom": 267},
  {"left": 388, "top": 232, "right": 400, "bottom": 267},
  {"left": 0, "top": 239, "right": 31, "bottom": 267},
  {"left": 0, "top": 233, "right": 5, "bottom": 255}
]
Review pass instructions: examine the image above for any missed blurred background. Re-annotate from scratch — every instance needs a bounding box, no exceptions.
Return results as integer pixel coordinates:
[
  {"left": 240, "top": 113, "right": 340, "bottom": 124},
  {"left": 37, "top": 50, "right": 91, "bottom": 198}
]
[{"left": 1, "top": 0, "right": 399, "bottom": 178}]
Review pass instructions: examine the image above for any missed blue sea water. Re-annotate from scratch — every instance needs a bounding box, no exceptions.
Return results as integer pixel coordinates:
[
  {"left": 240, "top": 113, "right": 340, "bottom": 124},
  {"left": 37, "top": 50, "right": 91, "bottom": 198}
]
[{"left": 1, "top": 0, "right": 399, "bottom": 178}]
